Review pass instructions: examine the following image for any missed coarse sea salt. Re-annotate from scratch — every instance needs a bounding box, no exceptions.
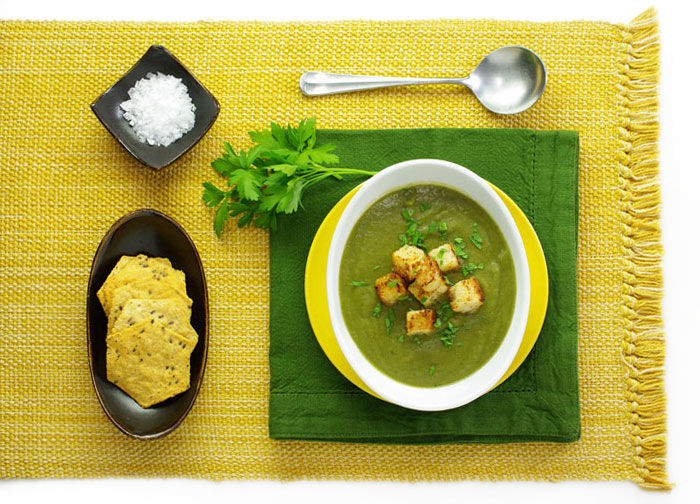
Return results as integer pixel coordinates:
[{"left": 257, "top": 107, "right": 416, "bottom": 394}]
[{"left": 120, "top": 72, "right": 196, "bottom": 147}]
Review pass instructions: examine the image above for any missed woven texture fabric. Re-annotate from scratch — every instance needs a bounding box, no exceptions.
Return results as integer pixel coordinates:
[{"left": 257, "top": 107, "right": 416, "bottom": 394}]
[{"left": 0, "top": 9, "right": 666, "bottom": 487}]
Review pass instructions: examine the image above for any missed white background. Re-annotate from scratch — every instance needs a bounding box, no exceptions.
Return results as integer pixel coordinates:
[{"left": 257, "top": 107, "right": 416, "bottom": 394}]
[{"left": 1, "top": 0, "right": 697, "bottom": 503}]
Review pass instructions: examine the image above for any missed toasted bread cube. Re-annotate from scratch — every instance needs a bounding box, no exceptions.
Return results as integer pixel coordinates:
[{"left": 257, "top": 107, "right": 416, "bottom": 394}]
[
  {"left": 409, "top": 280, "right": 448, "bottom": 307},
  {"left": 429, "top": 244, "right": 460, "bottom": 273},
  {"left": 392, "top": 245, "right": 426, "bottom": 282},
  {"left": 375, "top": 272, "right": 408, "bottom": 306},
  {"left": 449, "top": 278, "right": 484, "bottom": 314},
  {"left": 408, "top": 256, "right": 448, "bottom": 306},
  {"left": 406, "top": 309, "right": 437, "bottom": 336}
]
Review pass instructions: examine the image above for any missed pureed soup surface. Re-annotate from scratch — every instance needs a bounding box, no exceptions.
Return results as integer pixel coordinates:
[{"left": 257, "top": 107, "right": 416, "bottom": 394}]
[{"left": 339, "top": 185, "right": 516, "bottom": 387}]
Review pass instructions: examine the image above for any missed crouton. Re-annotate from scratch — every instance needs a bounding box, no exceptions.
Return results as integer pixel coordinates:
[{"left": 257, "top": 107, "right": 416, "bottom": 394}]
[
  {"left": 448, "top": 277, "right": 484, "bottom": 314},
  {"left": 406, "top": 309, "right": 437, "bottom": 336},
  {"left": 407, "top": 256, "right": 448, "bottom": 306},
  {"left": 409, "top": 280, "right": 448, "bottom": 307},
  {"left": 374, "top": 272, "right": 408, "bottom": 306},
  {"left": 392, "top": 245, "right": 426, "bottom": 282},
  {"left": 429, "top": 243, "right": 460, "bottom": 273}
]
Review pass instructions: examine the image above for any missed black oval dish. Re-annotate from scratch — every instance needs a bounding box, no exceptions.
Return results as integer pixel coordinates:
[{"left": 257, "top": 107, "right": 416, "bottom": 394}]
[
  {"left": 87, "top": 209, "right": 208, "bottom": 439},
  {"left": 91, "top": 45, "right": 220, "bottom": 170}
]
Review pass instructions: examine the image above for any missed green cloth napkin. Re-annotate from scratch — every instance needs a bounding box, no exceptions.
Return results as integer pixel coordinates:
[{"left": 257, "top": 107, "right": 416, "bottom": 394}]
[{"left": 269, "top": 128, "right": 580, "bottom": 443}]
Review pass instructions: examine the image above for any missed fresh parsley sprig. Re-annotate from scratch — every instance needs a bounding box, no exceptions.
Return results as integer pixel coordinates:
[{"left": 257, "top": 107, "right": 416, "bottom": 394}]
[{"left": 202, "top": 118, "right": 376, "bottom": 236}]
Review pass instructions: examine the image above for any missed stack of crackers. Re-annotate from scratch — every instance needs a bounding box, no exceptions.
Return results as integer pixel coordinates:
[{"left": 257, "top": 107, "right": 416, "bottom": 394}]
[{"left": 97, "top": 254, "right": 198, "bottom": 408}]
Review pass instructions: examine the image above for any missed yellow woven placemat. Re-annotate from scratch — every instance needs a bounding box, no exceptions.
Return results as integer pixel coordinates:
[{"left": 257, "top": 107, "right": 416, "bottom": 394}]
[{"left": 0, "top": 9, "right": 667, "bottom": 488}]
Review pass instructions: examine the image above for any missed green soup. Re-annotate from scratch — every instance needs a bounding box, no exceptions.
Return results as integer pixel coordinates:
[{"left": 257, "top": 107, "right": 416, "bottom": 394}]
[{"left": 339, "top": 185, "right": 516, "bottom": 387}]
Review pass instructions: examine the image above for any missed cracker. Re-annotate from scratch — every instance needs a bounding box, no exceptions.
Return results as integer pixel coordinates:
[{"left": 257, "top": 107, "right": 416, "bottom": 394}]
[
  {"left": 107, "top": 279, "right": 192, "bottom": 331},
  {"left": 98, "top": 254, "right": 186, "bottom": 314},
  {"left": 97, "top": 255, "right": 136, "bottom": 309},
  {"left": 112, "top": 298, "right": 198, "bottom": 343},
  {"left": 106, "top": 319, "right": 195, "bottom": 408}
]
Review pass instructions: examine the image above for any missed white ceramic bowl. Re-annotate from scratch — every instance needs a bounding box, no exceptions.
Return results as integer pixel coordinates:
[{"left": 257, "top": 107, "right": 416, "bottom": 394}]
[{"left": 326, "top": 159, "right": 530, "bottom": 411}]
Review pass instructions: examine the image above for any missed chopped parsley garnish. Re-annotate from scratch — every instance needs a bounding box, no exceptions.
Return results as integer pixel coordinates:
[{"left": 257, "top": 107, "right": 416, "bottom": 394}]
[
  {"left": 440, "top": 322, "right": 457, "bottom": 347},
  {"left": 429, "top": 365, "right": 436, "bottom": 376},
  {"left": 437, "top": 248, "right": 446, "bottom": 267},
  {"left": 453, "top": 237, "right": 469, "bottom": 260},
  {"left": 438, "top": 221, "right": 448, "bottom": 240},
  {"left": 420, "top": 203, "right": 430, "bottom": 212},
  {"left": 413, "top": 336, "right": 423, "bottom": 347},
  {"left": 398, "top": 209, "right": 426, "bottom": 249},
  {"left": 461, "top": 262, "right": 484, "bottom": 277},
  {"left": 385, "top": 307, "right": 396, "bottom": 333},
  {"left": 470, "top": 223, "right": 483, "bottom": 249},
  {"left": 349, "top": 281, "right": 368, "bottom": 286},
  {"left": 398, "top": 294, "right": 410, "bottom": 301},
  {"left": 434, "top": 318, "right": 443, "bottom": 329},
  {"left": 387, "top": 279, "right": 399, "bottom": 288},
  {"left": 438, "top": 301, "right": 454, "bottom": 322},
  {"left": 397, "top": 334, "right": 405, "bottom": 343},
  {"left": 428, "top": 221, "right": 437, "bottom": 235},
  {"left": 444, "top": 276, "right": 453, "bottom": 286},
  {"left": 372, "top": 303, "right": 382, "bottom": 317},
  {"left": 420, "top": 296, "right": 428, "bottom": 304},
  {"left": 373, "top": 265, "right": 381, "bottom": 270}
]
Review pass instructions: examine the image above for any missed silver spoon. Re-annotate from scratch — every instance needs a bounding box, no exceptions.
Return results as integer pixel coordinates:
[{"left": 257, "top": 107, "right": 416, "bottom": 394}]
[{"left": 299, "top": 46, "right": 546, "bottom": 115}]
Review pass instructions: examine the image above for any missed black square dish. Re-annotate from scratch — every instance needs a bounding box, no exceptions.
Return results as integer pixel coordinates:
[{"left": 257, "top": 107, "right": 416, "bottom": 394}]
[{"left": 91, "top": 45, "right": 220, "bottom": 170}]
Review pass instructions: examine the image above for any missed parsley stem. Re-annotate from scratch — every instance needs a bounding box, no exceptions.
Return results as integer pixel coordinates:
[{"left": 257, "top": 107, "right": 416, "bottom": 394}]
[{"left": 311, "top": 163, "right": 377, "bottom": 177}]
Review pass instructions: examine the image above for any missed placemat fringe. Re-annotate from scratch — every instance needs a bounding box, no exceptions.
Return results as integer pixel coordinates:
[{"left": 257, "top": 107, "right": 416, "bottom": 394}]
[{"left": 618, "top": 8, "right": 669, "bottom": 490}]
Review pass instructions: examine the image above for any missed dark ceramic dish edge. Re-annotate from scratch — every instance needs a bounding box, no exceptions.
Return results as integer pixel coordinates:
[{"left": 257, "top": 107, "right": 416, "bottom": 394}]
[
  {"left": 86, "top": 209, "right": 209, "bottom": 440},
  {"left": 90, "top": 45, "right": 220, "bottom": 170}
]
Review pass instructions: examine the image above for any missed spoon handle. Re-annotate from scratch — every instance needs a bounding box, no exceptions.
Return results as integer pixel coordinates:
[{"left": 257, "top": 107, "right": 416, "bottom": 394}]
[{"left": 299, "top": 72, "right": 466, "bottom": 96}]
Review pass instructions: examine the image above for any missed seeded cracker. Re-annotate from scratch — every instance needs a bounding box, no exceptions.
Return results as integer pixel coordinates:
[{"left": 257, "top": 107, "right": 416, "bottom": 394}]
[
  {"left": 96, "top": 255, "right": 136, "bottom": 308},
  {"left": 112, "top": 298, "right": 198, "bottom": 343},
  {"left": 107, "top": 279, "right": 192, "bottom": 331},
  {"left": 106, "top": 319, "right": 195, "bottom": 408},
  {"left": 98, "top": 254, "right": 187, "bottom": 315}
]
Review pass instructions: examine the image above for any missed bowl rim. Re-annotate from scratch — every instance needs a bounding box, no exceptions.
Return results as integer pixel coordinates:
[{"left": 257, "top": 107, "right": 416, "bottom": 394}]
[{"left": 326, "top": 159, "right": 530, "bottom": 411}]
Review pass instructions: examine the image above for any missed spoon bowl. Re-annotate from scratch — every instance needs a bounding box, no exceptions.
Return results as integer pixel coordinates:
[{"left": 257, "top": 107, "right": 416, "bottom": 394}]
[
  {"left": 467, "top": 46, "right": 547, "bottom": 114},
  {"left": 299, "top": 46, "right": 547, "bottom": 115}
]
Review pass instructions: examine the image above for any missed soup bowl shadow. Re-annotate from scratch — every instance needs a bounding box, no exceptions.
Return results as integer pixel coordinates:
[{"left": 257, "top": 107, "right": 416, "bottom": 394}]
[{"left": 326, "top": 159, "right": 530, "bottom": 411}]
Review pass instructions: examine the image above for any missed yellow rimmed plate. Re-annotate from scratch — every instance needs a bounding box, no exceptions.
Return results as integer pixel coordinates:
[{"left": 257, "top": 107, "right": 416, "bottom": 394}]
[{"left": 304, "top": 183, "right": 548, "bottom": 400}]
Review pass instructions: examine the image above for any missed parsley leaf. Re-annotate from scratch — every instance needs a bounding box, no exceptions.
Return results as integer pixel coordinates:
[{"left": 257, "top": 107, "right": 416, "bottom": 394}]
[
  {"left": 453, "top": 236, "right": 469, "bottom": 260},
  {"left": 387, "top": 279, "right": 399, "bottom": 288},
  {"left": 372, "top": 303, "right": 382, "bottom": 317},
  {"left": 438, "top": 221, "right": 448, "bottom": 240},
  {"left": 461, "top": 262, "right": 484, "bottom": 277},
  {"left": 470, "top": 223, "right": 483, "bottom": 249},
  {"left": 440, "top": 321, "right": 457, "bottom": 347},
  {"left": 429, "top": 365, "right": 436, "bottom": 376},
  {"left": 349, "top": 281, "right": 368, "bottom": 287},
  {"left": 203, "top": 118, "right": 376, "bottom": 236}
]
